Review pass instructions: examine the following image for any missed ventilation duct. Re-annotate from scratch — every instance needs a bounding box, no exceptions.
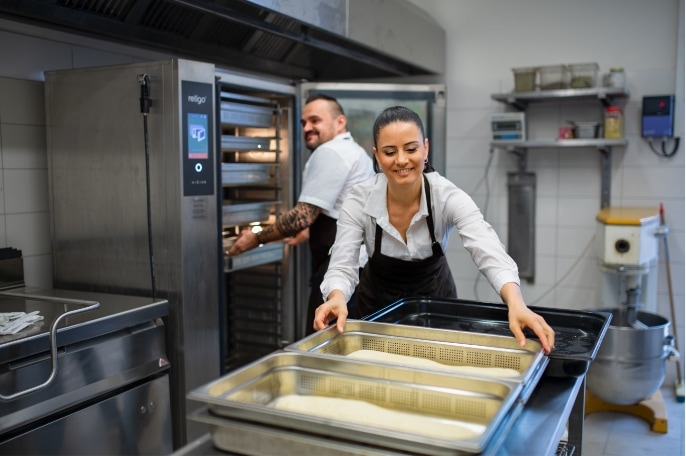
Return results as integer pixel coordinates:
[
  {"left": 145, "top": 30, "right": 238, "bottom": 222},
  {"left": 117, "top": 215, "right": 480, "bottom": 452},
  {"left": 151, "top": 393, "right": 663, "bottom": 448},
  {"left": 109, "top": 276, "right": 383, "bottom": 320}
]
[{"left": 0, "top": 0, "right": 445, "bottom": 80}]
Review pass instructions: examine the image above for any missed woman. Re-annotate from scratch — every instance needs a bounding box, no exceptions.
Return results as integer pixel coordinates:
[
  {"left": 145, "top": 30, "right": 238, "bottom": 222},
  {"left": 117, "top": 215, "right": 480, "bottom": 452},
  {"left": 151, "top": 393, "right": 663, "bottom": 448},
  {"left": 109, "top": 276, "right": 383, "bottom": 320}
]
[{"left": 314, "top": 106, "right": 555, "bottom": 353}]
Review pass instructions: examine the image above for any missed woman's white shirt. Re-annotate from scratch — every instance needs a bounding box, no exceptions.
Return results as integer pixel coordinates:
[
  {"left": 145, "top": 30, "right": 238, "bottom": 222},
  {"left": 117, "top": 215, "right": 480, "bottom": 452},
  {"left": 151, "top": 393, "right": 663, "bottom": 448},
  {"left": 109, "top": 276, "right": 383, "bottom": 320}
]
[{"left": 320, "top": 171, "right": 520, "bottom": 302}]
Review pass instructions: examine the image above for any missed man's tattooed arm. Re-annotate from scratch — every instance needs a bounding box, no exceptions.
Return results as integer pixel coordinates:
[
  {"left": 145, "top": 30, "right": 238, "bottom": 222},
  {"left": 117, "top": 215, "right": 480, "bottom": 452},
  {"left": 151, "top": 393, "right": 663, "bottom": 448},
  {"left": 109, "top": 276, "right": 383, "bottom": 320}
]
[{"left": 258, "top": 202, "right": 321, "bottom": 244}]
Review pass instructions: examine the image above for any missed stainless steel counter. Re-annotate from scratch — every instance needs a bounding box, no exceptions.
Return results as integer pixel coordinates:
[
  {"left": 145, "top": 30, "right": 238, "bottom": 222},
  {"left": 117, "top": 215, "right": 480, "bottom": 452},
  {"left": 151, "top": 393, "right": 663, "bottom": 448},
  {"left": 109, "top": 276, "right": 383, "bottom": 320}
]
[
  {"left": 0, "top": 288, "right": 172, "bottom": 454},
  {"left": 175, "top": 375, "right": 585, "bottom": 456}
]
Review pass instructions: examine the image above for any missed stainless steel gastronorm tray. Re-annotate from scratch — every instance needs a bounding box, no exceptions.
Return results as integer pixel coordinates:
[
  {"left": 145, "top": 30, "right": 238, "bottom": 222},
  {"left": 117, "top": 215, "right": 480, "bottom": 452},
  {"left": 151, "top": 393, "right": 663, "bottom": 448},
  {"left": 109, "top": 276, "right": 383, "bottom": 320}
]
[
  {"left": 221, "top": 163, "right": 274, "bottom": 186},
  {"left": 363, "top": 297, "right": 611, "bottom": 378},
  {"left": 220, "top": 101, "right": 274, "bottom": 128},
  {"left": 223, "top": 241, "right": 284, "bottom": 272},
  {"left": 222, "top": 200, "right": 278, "bottom": 226},
  {"left": 188, "top": 351, "right": 523, "bottom": 455},
  {"left": 221, "top": 135, "right": 271, "bottom": 151},
  {"left": 285, "top": 320, "right": 547, "bottom": 387}
]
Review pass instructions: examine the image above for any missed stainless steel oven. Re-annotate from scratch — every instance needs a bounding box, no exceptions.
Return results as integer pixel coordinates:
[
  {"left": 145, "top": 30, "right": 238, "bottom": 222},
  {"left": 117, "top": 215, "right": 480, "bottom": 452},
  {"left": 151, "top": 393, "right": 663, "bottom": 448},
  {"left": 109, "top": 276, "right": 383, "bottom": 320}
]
[
  {"left": 44, "top": 60, "right": 222, "bottom": 448},
  {"left": 43, "top": 58, "right": 447, "bottom": 450}
]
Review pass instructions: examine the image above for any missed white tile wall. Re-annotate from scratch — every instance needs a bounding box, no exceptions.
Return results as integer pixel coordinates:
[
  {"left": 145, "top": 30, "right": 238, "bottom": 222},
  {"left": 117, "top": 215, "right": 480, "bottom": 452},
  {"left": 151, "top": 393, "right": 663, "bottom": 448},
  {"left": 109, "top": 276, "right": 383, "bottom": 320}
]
[{"left": 411, "top": 0, "right": 684, "bottom": 387}]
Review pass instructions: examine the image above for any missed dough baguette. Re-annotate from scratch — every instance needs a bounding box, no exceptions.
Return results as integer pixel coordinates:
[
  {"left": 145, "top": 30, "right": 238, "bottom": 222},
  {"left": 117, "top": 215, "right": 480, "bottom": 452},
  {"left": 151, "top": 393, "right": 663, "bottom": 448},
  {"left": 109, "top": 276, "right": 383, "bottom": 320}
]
[
  {"left": 346, "top": 349, "right": 520, "bottom": 378},
  {"left": 271, "top": 394, "right": 484, "bottom": 440}
]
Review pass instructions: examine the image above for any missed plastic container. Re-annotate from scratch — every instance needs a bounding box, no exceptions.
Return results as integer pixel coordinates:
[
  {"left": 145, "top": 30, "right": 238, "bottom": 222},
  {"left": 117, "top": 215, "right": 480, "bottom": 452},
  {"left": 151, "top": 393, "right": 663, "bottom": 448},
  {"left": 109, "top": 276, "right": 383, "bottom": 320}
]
[
  {"left": 512, "top": 67, "right": 537, "bottom": 92},
  {"left": 570, "top": 121, "right": 600, "bottom": 138},
  {"left": 605, "top": 67, "right": 626, "bottom": 87},
  {"left": 539, "top": 64, "right": 569, "bottom": 90},
  {"left": 569, "top": 62, "right": 599, "bottom": 88},
  {"left": 604, "top": 106, "right": 624, "bottom": 138}
]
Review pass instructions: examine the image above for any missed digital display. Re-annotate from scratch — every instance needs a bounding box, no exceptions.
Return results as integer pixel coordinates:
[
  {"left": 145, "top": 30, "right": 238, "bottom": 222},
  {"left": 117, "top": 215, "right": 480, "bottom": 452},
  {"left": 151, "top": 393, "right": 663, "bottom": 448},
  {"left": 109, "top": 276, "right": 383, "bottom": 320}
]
[
  {"left": 493, "top": 121, "right": 521, "bottom": 131},
  {"left": 188, "top": 112, "right": 209, "bottom": 159}
]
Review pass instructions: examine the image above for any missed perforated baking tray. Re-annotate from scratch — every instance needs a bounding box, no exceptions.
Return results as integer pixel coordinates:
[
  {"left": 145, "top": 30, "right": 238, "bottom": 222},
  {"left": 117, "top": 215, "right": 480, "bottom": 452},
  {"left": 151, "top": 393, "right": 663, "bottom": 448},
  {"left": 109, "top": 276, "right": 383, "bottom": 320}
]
[
  {"left": 363, "top": 297, "right": 611, "bottom": 378},
  {"left": 285, "top": 321, "right": 547, "bottom": 389},
  {"left": 188, "top": 351, "right": 524, "bottom": 455}
]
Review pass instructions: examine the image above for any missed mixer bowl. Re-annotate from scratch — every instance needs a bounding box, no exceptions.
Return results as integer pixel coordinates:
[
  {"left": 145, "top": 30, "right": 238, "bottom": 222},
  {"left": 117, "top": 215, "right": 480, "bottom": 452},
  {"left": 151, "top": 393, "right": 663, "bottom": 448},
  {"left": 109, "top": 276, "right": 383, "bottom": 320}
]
[{"left": 586, "top": 309, "right": 674, "bottom": 405}]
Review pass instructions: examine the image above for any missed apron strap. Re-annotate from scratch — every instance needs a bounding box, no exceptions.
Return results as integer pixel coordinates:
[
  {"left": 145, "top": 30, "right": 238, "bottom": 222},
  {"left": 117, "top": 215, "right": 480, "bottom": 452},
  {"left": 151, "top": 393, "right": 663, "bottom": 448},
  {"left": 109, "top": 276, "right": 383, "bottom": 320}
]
[
  {"left": 374, "top": 175, "right": 443, "bottom": 256},
  {"left": 423, "top": 174, "right": 443, "bottom": 256}
]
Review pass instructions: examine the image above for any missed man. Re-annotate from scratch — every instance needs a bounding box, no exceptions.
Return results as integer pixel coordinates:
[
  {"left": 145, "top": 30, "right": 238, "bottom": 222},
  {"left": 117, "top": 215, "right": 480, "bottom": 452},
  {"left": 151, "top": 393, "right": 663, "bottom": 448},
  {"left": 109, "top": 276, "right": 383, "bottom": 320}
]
[{"left": 228, "top": 93, "right": 374, "bottom": 335}]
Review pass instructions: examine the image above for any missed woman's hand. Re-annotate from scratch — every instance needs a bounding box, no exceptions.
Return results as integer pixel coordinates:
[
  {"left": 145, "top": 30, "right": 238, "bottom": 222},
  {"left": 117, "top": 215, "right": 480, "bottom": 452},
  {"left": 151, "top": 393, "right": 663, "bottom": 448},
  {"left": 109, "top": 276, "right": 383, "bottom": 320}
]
[
  {"left": 313, "top": 290, "right": 348, "bottom": 333},
  {"left": 500, "top": 283, "right": 555, "bottom": 354},
  {"left": 508, "top": 304, "right": 555, "bottom": 354}
]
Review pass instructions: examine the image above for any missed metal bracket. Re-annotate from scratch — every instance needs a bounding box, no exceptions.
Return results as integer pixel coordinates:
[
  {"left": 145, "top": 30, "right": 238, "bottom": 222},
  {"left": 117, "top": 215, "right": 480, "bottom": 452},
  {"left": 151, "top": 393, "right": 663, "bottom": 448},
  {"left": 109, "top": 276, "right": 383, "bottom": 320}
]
[
  {"left": 597, "top": 92, "right": 614, "bottom": 107},
  {"left": 509, "top": 147, "right": 528, "bottom": 173},
  {"left": 0, "top": 292, "right": 100, "bottom": 402}
]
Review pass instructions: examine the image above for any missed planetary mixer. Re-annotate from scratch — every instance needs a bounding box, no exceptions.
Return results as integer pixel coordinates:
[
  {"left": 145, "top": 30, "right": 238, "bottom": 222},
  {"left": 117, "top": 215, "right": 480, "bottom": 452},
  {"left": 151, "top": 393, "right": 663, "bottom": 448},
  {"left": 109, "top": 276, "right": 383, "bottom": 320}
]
[{"left": 586, "top": 206, "right": 678, "bottom": 432}]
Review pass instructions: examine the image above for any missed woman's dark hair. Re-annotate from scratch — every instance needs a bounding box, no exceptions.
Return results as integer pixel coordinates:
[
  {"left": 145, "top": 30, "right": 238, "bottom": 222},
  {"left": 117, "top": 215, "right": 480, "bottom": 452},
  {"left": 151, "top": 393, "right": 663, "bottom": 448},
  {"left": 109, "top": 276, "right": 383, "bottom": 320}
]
[{"left": 372, "top": 106, "right": 434, "bottom": 173}]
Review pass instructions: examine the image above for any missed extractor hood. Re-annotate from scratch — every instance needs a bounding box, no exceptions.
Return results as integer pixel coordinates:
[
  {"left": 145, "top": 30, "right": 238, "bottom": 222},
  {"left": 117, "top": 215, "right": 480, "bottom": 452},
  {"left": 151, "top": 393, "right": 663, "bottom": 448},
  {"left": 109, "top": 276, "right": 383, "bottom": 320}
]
[{"left": 0, "top": 0, "right": 445, "bottom": 81}]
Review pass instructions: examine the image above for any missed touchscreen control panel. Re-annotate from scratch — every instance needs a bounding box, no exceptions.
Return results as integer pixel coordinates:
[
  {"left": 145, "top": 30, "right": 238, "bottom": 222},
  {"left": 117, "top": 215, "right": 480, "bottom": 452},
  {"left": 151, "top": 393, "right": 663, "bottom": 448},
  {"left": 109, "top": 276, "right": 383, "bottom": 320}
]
[{"left": 182, "top": 80, "right": 214, "bottom": 196}]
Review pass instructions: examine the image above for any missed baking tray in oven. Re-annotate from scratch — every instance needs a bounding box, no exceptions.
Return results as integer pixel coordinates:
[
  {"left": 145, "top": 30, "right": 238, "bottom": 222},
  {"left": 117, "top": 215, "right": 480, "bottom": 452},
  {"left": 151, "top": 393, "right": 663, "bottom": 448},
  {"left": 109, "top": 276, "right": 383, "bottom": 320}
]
[
  {"left": 284, "top": 320, "right": 547, "bottom": 394},
  {"left": 221, "top": 135, "right": 271, "bottom": 151},
  {"left": 220, "top": 101, "right": 274, "bottom": 128},
  {"left": 223, "top": 241, "right": 284, "bottom": 272},
  {"left": 222, "top": 200, "right": 278, "bottom": 226},
  {"left": 188, "top": 351, "right": 524, "bottom": 455},
  {"left": 221, "top": 163, "right": 274, "bottom": 186},
  {"left": 363, "top": 297, "right": 611, "bottom": 378}
]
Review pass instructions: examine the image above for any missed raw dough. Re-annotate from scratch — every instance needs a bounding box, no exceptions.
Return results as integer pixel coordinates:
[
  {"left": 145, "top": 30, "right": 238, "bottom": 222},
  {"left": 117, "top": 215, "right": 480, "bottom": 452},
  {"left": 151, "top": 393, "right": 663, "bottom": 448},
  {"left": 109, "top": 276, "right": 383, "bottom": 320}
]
[
  {"left": 346, "top": 349, "right": 520, "bottom": 378},
  {"left": 271, "top": 394, "right": 484, "bottom": 440}
]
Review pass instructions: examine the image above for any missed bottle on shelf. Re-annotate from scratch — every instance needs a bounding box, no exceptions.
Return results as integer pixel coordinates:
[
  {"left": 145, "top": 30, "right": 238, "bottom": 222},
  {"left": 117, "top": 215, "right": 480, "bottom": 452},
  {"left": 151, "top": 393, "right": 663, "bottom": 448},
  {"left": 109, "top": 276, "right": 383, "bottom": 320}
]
[{"left": 604, "top": 106, "right": 624, "bottom": 139}]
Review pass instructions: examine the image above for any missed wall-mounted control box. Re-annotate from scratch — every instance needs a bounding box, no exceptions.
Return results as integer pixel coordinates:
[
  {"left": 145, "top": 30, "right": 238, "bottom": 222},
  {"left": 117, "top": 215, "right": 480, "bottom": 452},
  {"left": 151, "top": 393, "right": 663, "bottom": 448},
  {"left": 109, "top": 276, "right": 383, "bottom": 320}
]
[
  {"left": 642, "top": 95, "right": 675, "bottom": 138},
  {"left": 491, "top": 112, "right": 526, "bottom": 141}
]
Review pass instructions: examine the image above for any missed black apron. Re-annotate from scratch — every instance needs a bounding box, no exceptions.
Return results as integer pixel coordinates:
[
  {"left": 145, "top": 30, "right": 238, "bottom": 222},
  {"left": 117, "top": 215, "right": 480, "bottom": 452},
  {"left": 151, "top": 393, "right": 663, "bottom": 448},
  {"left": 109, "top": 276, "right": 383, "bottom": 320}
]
[
  {"left": 306, "top": 214, "right": 360, "bottom": 334},
  {"left": 357, "top": 175, "right": 457, "bottom": 317}
]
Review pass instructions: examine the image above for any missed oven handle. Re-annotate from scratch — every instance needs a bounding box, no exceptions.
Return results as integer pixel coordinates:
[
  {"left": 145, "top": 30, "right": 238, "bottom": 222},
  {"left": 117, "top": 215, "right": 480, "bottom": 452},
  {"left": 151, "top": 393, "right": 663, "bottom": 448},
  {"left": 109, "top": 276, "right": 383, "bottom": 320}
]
[{"left": 0, "top": 292, "right": 100, "bottom": 402}]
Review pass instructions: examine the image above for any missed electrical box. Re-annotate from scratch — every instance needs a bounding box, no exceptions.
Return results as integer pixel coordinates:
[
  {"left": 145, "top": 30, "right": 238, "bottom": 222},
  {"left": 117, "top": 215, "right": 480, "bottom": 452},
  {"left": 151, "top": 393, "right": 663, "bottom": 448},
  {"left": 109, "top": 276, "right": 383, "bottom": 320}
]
[
  {"left": 642, "top": 95, "right": 675, "bottom": 137},
  {"left": 491, "top": 112, "right": 526, "bottom": 141}
]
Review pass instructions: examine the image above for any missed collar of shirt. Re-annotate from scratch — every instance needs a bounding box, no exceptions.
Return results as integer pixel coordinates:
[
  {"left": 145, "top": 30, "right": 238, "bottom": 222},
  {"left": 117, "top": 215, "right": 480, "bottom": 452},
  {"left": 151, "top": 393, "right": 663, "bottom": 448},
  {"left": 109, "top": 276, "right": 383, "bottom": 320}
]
[
  {"left": 362, "top": 173, "right": 430, "bottom": 245},
  {"left": 328, "top": 131, "right": 353, "bottom": 145}
]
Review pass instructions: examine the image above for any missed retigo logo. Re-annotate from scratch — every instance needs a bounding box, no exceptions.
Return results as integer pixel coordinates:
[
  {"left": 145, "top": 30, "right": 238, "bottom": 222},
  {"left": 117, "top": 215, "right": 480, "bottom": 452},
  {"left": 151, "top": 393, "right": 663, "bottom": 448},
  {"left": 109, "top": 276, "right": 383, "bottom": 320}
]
[{"left": 188, "top": 94, "right": 207, "bottom": 105}]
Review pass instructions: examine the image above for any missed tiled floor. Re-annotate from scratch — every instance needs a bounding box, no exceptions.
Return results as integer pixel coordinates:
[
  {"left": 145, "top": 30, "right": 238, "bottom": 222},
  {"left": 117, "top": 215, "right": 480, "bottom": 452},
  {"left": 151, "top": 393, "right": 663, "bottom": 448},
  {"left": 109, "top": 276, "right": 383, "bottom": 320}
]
[{"left": 581, "top": 385, "right": 685, "bottom": 455}]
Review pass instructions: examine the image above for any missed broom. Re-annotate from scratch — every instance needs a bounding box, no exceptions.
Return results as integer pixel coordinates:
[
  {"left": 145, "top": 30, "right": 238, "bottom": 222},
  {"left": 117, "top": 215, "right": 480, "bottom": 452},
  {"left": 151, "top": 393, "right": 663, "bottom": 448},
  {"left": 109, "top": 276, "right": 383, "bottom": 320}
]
[{"left": 660, "top": 203, "right": 684, "bottom": 402}]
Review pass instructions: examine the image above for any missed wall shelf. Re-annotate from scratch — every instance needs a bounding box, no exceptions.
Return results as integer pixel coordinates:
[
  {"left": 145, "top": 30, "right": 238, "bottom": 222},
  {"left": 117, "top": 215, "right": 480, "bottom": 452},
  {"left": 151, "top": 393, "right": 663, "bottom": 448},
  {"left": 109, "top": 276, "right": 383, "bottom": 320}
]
[
  {"left": 491, "top": 85, "right": 630, "bottom": 283},
  {"left": 491, "top": 138, "right": 628, "bottom": 150},
  {"left": 491, "top": 86, "right": 630, "bottom": 110},
  {"left": 491, "top": 87, "right": 630, "bottom": 208}
]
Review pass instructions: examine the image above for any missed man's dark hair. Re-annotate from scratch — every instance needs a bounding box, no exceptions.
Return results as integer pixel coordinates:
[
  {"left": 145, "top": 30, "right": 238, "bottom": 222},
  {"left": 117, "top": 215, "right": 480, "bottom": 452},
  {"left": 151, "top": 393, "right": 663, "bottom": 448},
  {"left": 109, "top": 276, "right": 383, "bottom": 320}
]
[{"left": 305, "top": 93, "right": 345, "bottom": 117}]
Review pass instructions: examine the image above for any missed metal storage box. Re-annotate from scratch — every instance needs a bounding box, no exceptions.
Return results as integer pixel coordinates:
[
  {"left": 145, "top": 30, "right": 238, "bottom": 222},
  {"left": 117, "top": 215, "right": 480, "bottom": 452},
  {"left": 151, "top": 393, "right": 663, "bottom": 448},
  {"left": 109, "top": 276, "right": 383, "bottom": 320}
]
[
  {"left": 188, "top": 351, "right": 525, "bottom": 455},
  {"left": 364, "top": 297, "right": 611, "bottom": 378}
]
